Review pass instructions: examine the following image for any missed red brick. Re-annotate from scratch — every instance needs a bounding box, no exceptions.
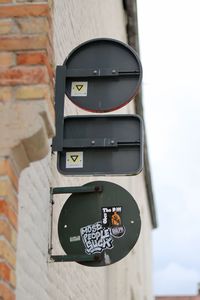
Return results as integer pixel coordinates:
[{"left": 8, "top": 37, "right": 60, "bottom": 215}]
[
  {"left": 0, "top": 52, "right": 15, "bottom": 67},
  {"left": 0, "top": 65, "right": 49, "bottom": 85},
  {"left": 0, "top": 263, "right": 16, "bottom": 288},
  {"left": 0, "top": 283, "right": 15, "bottom": 300},
  {"left": 0, "top": 200, "right": 17, "bottom": 229},
  {"left": 17, "top": 0, "right": 48, "bottom": 2},
  {"left": 15, "top": 84, "right": 50, "bottom": 100},
  {"left": 0, "top": 220, "right": 12, "bottom": 243},
  {"left": 0, "top": 35, "right": 48, "bottom": 51},
  {"left": 17, "top": 50, "right": 47, "bottom": 65},
  {"left": 16, "top": 51, "right": 54, "bottom": 80},
  {"left": 0, "top": 219, "right": 16, "bottom": 249},
  {"left": 0, "top": 19, "right": 14, "bottom": 34},
  {"left": 0, "top": 240, "right": 16, "bottom": 268},
  {"left": 0, "top": 4, "right": 49, "bottom": 18},
  {"left": 10, "top": 269, "right": 16, "bottom": 289},
  {"left": 0, "top": 262, "right": 11, "bottom": 282},
  {"left": 0, "top": 159, "right": 18, "bottom": 191},
  {"left": 0, "top": 87, "right": 13, "bottom": 101},
  {"left": 0, "top": 180, "right": 18, "bottom": 212},
  {"left": 15, "top": 16, "right": 48, "bottom": 34},
  {"left": 0, "top": 0, "right": 13, "bottom": 3}
]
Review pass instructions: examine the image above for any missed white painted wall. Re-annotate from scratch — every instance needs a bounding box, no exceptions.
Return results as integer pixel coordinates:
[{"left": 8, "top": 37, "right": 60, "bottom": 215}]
[{"left": 16, "top": 1, "right": 154, "bottom": 299}]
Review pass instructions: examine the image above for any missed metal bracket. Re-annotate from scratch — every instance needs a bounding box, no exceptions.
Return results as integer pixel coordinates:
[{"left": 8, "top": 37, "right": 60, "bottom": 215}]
[
  {"left": 48, "top": 185, "right": 103, "bottom": 263},
  {"left": 51, "top": 65, "right": 142, "bottom": 152},
  {"left": 49, "top": 254, "right": 103, "bottom": 263},
  {"left": 52, "top": 66, "right": 66, "bottom": 152},
  {"left": 66, "top": 67, "right": 140, "bottom": 78},
  {"left": 62, "top": 138, "right": 140, "bottom": 148},
  {"left": 51, "top": 185, "right": 103, "bottom": 195}
]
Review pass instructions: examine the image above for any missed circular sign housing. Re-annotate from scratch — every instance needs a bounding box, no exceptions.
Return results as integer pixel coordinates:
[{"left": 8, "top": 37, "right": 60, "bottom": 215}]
[
  {"left": 64, "top": 38, "right": 142, "bottom": 112},
  {"left": 58, "top": 181, "right": 141, "bottom": 267}
]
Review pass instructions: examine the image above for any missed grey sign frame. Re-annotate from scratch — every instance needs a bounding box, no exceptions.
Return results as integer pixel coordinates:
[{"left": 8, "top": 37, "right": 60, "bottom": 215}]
[{"left": 56, "top": 114, "right": 144, "bottom": 176}]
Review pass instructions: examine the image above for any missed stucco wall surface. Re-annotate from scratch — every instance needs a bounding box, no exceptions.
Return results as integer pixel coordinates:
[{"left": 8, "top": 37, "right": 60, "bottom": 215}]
[{"left": 16, "top": 1, "right": 154, "bottom": 300}]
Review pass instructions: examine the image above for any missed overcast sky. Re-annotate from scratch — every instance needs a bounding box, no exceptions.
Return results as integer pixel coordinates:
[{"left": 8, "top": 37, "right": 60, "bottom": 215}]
[{"left": 137, "top": 0, "right": 200, "bottom": 296}]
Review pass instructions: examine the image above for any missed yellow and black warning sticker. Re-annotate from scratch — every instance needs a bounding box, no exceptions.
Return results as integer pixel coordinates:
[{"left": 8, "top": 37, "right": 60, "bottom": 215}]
[
  {"left": 66, "top": 152, "right": 83, "bottom": 168},
  {"left": 71, "top": 81, "right": 88, "bottom": 97}
]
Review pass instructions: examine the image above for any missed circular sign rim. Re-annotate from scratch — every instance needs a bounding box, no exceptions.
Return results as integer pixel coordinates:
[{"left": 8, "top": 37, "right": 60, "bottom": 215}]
[{"left": 63, "top": 38, "right": 143, "bottom": 113}]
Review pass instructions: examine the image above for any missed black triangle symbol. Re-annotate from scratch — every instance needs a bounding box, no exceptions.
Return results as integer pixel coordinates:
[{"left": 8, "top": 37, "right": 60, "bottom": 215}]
[
  {"left": 76, "top": 85, "right": 83, "bottom": 91},
  {"left": 71, "top": 155, "right": 78, "bottom": 162}
]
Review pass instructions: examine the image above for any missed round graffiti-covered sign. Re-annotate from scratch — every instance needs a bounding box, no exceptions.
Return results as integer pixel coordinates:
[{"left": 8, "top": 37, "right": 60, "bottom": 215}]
[{"left": 58, "top": 181, "right": 141, "bottom": 267}]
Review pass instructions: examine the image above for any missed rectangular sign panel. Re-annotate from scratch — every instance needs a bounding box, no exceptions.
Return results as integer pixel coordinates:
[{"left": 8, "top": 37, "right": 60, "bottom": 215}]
[{"left": 57, "top": 115, "right": 143, "bottom": 176}]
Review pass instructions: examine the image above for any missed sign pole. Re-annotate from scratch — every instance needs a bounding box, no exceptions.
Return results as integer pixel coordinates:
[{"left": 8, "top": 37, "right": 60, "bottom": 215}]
[{"left": 52, "top": 65, "right": 66, "bottom": 152}]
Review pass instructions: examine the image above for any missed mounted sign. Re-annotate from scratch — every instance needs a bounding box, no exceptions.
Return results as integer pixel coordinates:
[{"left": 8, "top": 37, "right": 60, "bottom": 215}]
[
  {"left": 64, "top": 38, "right": 142, "bottom": 112},
  {"left": 52, "top": 38, "right": 143, "bottom": 154},
  {"left": 57, "top": 114, "right": 143, "bottom": 176},
  {"left": 58, "top": 181, "right": 141, "bottom": 267}
]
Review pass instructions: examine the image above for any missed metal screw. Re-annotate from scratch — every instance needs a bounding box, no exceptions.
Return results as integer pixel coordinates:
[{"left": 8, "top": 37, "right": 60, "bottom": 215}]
[
  {"left": 93, "top": 70, "right": 98, "bottom": 75},
  {"left": 112, "top": 69, "right": 116, "bottom": 74},
  {"left": 111, "top": 140, "right": 115, "bottom": 144},
  {"left": 130, "top": 220, "right": 134, "bottom": 224},
  {"left": 91, "top": 140, "right": 95, "bottom": 145}
]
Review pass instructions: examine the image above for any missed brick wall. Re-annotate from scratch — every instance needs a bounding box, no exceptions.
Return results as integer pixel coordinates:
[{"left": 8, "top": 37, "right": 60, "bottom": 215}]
[
  {"left": 0, "top": 159, "right": 17, "bottom": 300},
  {"left": 0, "top": 1, "right": 54, "bottom": 117},
  {"left": 0, "top": 1, "right": 54, "bottom": 299}
]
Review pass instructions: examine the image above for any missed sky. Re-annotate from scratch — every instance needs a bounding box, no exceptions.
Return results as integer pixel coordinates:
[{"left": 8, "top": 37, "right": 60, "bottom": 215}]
[{"left": 137, "top": 0, "right": 200, "bottom": 296}]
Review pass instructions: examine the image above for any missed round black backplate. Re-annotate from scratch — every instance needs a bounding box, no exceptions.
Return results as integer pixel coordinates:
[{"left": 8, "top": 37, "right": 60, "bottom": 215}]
[{"left": 58, "top": 181, "right": 141, "bottom": 267}]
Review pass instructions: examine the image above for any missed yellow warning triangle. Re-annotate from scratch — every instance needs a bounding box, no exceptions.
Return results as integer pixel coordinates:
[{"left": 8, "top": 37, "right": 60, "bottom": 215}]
[{"left": 76, "top": 85, "right": 83, "bottom": 91}]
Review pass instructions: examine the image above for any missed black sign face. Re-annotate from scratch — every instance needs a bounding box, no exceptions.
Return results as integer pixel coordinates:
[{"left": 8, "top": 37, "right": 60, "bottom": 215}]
[
  {"left": 64, "top": 38, "right": 142, "bottom": 112},
  {"left": 58, "top": 181, "right": 141, "bottom": 267},
  {"left": 57, "top": 114, "right": 143, "bottom": 176}
]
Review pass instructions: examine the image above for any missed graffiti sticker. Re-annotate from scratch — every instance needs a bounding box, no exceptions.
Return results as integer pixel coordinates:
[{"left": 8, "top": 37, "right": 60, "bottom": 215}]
[
  {"left": 80, "top": 221, "right": 113, "bottom": 255},
  {"left": 102, "top": 206, "right": 126, "bottom": 238},
  {"left": 102, "top": 206, "right": 122, "bottom": 226}
]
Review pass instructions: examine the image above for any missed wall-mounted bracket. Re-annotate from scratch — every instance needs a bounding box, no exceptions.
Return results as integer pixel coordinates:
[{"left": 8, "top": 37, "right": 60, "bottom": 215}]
[
  {"left": 49, "top": 254, "right": 102, "bottom": 263},
  {"left": 62, "top": 138, "right": 140, "bottom": 149},
  {"left": 51, "top": 185, "right": 103, "bottom": 195},
  {"left": 48, "top": 184, "right": 103, "bottom": 263},
  {"left": 65, "top": 67, "right": 140, "bottom": 78},
  {"left": 52, "top": 65, "right": 66, "bottom": 152}
]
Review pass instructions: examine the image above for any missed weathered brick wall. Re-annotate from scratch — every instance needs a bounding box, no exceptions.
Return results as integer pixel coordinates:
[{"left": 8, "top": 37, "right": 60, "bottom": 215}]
[
  {"left": 0, "top": 159, "right": 17, "bottom": 300},
  {"left": 0, "top": 0, "right": 54, "bottom": 299}
]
